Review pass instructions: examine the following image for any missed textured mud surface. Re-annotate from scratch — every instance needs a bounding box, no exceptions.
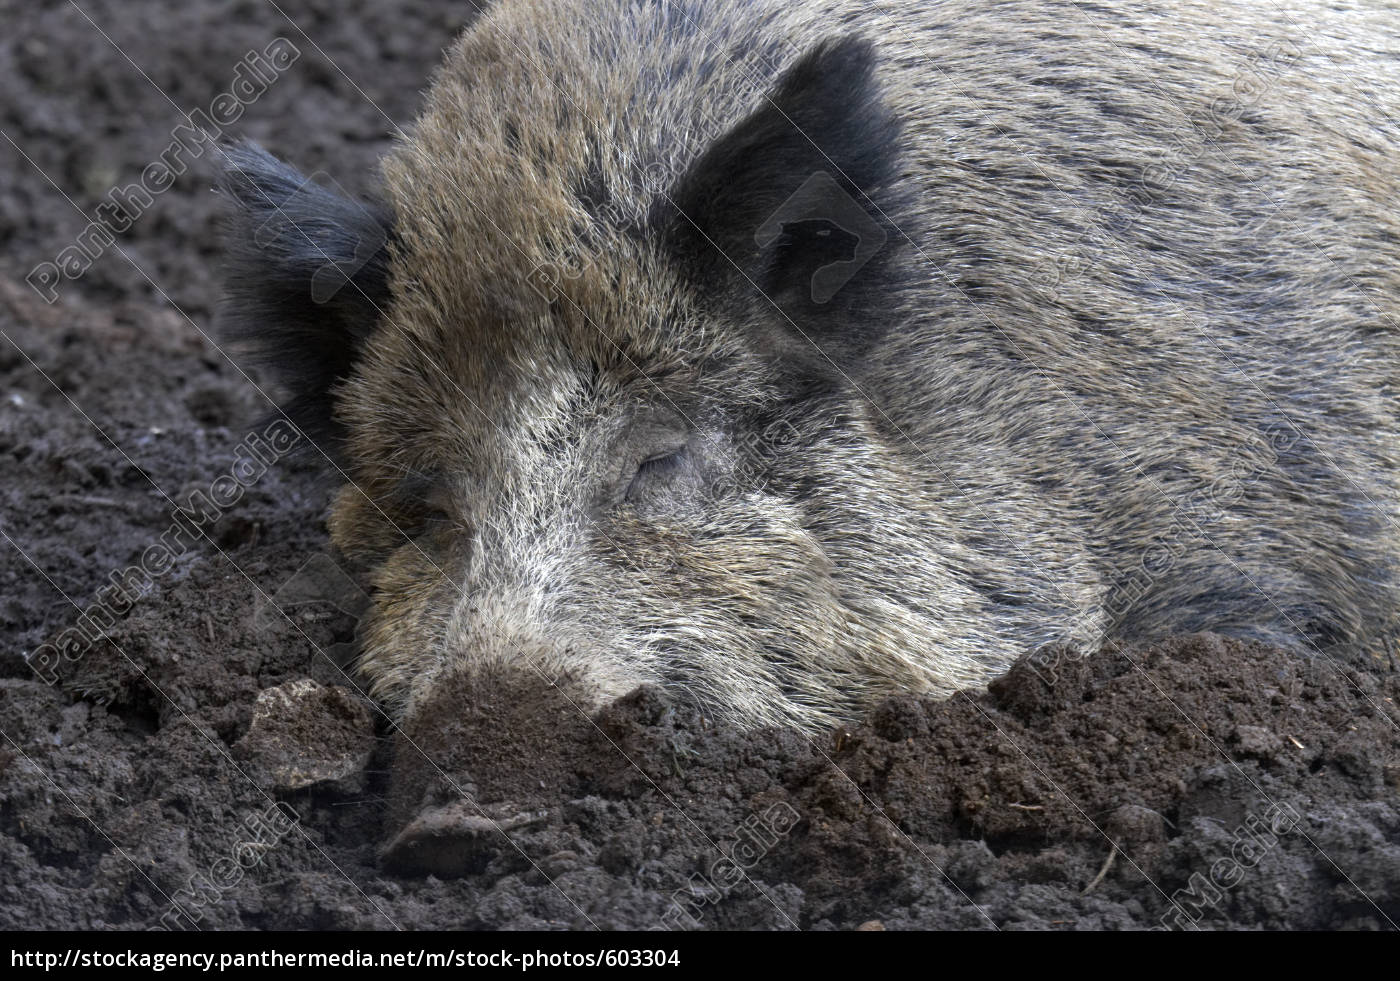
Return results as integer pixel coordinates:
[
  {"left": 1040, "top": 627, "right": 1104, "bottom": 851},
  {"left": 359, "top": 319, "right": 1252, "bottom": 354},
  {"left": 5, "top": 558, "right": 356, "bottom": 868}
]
[{"left": 1, "top": 0, "right": 1397, "bottom": 931}]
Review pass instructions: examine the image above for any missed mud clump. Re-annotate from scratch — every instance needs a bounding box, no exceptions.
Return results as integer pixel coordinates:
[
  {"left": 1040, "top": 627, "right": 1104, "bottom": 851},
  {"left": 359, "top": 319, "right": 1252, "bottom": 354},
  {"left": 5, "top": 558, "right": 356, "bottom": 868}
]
[{"left": 234, "top": 679, "right": 375, "bottom": 794}]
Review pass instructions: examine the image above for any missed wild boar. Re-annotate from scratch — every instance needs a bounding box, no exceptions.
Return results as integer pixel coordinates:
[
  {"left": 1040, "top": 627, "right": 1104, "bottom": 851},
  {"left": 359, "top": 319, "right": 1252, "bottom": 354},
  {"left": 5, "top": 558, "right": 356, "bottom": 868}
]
[{"left": 218, "top": 0, "right": 1400, "bottom": 737}]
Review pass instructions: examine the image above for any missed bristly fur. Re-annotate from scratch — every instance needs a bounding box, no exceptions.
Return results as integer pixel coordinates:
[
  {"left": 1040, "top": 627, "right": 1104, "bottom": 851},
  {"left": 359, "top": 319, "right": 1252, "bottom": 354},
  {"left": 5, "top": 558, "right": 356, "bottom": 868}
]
[{"left": 219, "top": 0, "right": 1400, "bottom": 732}]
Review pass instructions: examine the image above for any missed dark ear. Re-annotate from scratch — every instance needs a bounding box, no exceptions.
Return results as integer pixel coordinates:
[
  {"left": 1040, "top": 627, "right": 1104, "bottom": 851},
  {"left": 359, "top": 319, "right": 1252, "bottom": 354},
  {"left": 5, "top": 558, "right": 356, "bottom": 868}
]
[
  {"left": 216, "top": 141, "right": 392, "bottom": 449},
  {"left": 659, "top": 36, "right": 904, "bottom": 364}
]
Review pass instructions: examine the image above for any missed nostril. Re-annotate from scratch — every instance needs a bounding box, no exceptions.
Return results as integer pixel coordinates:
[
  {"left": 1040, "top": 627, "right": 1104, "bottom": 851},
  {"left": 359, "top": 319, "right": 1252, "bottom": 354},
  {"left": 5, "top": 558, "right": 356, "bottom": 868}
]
[{"left": 379, "top": 800, "right": 548, "bottom": 877}]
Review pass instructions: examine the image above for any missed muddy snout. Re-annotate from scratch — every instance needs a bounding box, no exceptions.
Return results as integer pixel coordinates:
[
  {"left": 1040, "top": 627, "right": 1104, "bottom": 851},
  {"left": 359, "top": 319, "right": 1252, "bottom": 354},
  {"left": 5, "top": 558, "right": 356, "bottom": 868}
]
[{"left": 378, "top": 663, "right": 604, "bottom": 877}]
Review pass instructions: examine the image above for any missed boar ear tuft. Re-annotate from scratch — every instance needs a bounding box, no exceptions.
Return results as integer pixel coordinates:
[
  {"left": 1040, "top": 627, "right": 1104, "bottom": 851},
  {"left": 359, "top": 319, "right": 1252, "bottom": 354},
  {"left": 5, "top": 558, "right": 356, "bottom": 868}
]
[
  {"left": 215, "top": 141, "right": 392, "bottom": 449},
  {"left": 660, "top": 35, "right": 904, "bottom": 362}
]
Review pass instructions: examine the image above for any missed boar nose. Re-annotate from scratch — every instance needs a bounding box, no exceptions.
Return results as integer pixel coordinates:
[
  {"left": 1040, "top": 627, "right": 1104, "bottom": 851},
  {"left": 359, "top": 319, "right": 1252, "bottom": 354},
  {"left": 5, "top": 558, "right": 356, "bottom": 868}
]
[{"left": 377, "top": 659, "right": 602, "bottom": 877}]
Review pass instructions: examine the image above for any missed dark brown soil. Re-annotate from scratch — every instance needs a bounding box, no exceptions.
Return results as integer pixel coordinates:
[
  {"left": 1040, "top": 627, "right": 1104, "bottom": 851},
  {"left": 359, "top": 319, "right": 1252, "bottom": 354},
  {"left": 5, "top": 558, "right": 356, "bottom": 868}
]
[{"left": 2, "top": 0, "right": 1397, "bottom": 931}]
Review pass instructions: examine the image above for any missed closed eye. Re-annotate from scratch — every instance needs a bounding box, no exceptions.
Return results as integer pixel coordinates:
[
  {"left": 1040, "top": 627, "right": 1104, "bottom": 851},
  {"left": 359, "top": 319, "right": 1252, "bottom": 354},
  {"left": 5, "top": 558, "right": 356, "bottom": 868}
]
[{"left": 624, "top": 447, "right": 686, "bottom": 502}]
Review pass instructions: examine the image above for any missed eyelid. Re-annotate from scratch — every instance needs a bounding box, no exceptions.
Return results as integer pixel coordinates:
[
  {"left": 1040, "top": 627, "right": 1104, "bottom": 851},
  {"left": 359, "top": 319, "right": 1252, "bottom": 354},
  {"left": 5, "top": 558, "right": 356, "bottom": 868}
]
[
  {"left": 624, "top": 445, "right": 687, "bottom": 502},
  {"left": 640, "top": 446, "right": 685, "bottom": 467}
]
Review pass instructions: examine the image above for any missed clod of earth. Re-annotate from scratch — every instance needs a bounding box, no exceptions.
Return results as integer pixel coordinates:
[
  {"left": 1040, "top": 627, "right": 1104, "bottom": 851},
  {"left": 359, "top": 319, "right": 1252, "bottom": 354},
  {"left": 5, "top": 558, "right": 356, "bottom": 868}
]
[{"left": 233, "top": 679, "right": 376, "bottom": 794}]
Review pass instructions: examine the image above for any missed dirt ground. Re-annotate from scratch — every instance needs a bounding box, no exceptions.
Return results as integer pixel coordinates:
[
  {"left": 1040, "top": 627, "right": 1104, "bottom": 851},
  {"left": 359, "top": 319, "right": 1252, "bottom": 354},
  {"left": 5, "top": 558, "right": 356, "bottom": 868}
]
[{"left": 1, "top": 0, "right": 1397, "bottom": 931}]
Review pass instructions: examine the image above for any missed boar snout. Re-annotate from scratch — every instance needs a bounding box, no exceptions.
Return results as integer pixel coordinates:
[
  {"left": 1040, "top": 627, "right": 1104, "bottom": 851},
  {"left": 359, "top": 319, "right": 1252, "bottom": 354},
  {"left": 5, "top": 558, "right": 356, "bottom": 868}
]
[{"left": 379, "top": 662, "right": 602, "bottom": 877}]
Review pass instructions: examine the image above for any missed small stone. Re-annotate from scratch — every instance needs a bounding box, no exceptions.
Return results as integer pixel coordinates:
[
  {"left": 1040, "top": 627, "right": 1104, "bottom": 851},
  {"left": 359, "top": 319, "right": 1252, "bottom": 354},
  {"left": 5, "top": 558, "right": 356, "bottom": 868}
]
[
  {"left": 855, "top": 920, "right": 885, "bottom": 931},
  {"left": 234, "top": 679, "right": 375, "bottom": 794},
  {"left": 379, "top": 801, "right": 548, "bottom": 877},
  {"left": 1232, "top": 724, "right": 1283, "bottom": 759}
]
